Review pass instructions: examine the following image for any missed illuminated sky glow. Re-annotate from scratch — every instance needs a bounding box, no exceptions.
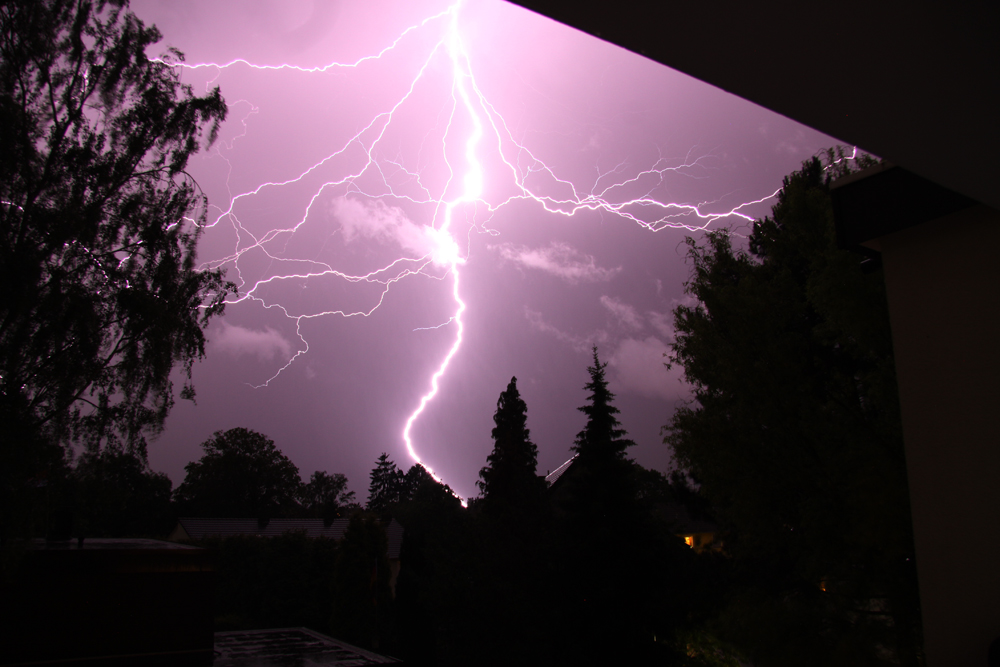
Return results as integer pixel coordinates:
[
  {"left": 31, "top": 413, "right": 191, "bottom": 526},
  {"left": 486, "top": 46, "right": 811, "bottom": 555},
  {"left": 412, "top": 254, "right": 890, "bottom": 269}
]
[{"left": 131, "top": 0, "right": 840, "bottom": 500}]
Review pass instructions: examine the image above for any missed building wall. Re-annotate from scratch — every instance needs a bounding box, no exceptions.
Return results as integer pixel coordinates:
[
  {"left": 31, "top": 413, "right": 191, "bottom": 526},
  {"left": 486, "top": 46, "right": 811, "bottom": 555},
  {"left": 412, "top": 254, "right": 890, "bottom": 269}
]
[{"left": 879, "top": 206, "right": 1000, "bottom": 667}]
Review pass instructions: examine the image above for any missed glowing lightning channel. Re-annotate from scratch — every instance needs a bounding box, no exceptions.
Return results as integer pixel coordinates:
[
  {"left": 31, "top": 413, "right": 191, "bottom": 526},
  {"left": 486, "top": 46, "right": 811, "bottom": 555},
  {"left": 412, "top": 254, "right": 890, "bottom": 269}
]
[
  {"left": 170, "top": 0, "right": 802, "bottom": 497},
  {"left": 402, "top": 7, "right": 480, "bottom": 495}
]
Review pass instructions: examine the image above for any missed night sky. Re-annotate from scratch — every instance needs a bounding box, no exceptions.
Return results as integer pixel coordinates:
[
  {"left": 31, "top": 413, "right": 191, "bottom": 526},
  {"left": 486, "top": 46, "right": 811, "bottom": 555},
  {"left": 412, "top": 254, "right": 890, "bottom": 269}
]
[{"left": 128, "top": 0, "right": 841, "bottom": 502}]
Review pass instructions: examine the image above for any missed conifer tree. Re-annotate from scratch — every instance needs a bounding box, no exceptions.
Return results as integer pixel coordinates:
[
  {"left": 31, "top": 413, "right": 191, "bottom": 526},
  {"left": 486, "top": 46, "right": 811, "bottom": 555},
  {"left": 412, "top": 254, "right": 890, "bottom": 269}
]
[
  {"left": 573, "top": 347, "right": 635, "bottom": 463},
  {"left": 555, "top": 347, "right": 638, "bottom": 523},
  {"left": 477, "top": 376, "right": 545, "bottom": 511},
  {"left": 367, "top": 453, "right": 403, "bottom": 513}
]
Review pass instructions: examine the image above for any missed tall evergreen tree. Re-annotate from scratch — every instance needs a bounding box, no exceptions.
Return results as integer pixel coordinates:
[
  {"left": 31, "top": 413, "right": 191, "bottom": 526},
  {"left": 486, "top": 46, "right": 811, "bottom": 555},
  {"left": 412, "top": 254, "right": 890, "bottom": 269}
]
[
  {"left": 367, "top": 453, "right": 403, "bottom": 514},
  {"left": 560, "top": 347, "right": 637, "bottom": 519},
  {"left": 551, "top": 348, "right": 691, "bottom": 666},
  {"left": 477, "top": 376, "right": 545, "bottom": 511},
  {"left": 573, "top": 347, "right": 635, "bottom": 464}
]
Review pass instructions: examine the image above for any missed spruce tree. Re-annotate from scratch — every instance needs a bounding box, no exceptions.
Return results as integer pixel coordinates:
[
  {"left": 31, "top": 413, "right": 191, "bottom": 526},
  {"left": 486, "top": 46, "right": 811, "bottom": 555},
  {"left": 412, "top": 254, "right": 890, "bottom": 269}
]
[
  {"left": 367, "top": 453, "right": 402, "bottom": 513},
  {"left": 553, "top": 349, "right": 690, "bottom": 665},
  {"left": 556, "top": 347, "right": 638, "bottom": 523},
  {"left": 573, "top": 347, "right": 635, "bottom": 463},
  {"left": 477, "top": 376, "right": 545, "bottom": 512}
]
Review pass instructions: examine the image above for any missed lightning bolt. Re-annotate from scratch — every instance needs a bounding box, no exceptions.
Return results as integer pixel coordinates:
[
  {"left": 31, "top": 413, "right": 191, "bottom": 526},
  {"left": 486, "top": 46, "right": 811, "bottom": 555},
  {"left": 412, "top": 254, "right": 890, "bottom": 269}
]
[{"left": 165, "top": 0, "right": 792, "bottom": 498}]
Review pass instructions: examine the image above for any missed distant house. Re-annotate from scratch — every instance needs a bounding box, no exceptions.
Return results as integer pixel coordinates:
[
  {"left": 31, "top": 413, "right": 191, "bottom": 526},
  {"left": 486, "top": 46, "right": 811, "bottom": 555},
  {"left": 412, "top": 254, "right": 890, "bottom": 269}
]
[
  {"left": 545, "top": 454, "right": 720, "bottom": 553},
  {"left": 653, "top": 502, "right": 720, "bottom": 554},
  {"left": 170, "top": 517, "right": 405, "bottom": 595},
  {"left": 170, "top": 517, "right": 352, "bottom": 542},
  {"left": 544, "top": 454, "right": 578, "bottom": 489}
]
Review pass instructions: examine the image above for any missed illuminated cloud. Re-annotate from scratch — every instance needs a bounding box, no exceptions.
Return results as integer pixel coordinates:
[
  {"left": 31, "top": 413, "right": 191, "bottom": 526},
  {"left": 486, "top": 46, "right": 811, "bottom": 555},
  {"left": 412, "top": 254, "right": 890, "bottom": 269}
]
[
  {"left": 496, "top": 242, "right": 621, "bottom": 284},
  {"left": 600, "top": 295, "right": 643, "bottom": 330},
  {"left": 524, "top": 307, "right": 606, "bottom": 352},
  {"left": 213, "top": 322, "right": 293, "bottom": 361},
  {"left": 331, "top": 196, "right": 439, "bottom": 259},
  {"left": 609, "top": 336, "right": 688, "bottom": 401}
]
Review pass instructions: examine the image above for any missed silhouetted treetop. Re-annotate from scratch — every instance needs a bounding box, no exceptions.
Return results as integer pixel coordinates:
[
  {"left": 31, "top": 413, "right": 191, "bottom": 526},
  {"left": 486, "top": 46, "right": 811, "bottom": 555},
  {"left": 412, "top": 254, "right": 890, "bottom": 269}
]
[
  {"left": 173, "top": 428, "right": 300, "bottom": 518},
  {"left": 572, "top": 347, "right": 635, "bottom": 463},
  {"left": 300, "top": 470, "right": 357, "bottom": 521},
  {"left": 0, "top": 0, "right": 231, "bottom": 459},
  {"left": 477, "top": 376, "right": 544, "bottom": 511},
  {"left": 664, "top": 151, "right": 920, "bottom": 664},
  {"left": 367, "top": 453, "right": 402, "bottom": 514}
]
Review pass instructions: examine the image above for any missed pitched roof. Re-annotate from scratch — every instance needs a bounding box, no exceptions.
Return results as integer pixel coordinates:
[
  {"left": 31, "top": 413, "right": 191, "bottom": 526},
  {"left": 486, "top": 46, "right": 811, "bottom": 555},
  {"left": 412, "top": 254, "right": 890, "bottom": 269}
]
[
  {"left": 174, "top": 518, "right": 350, "bottom": 541},
  {"left": 655, "top": 502, "right": 718, "bottom": 535},
  {"left": 172, "top": 518, "right": 406, "bottom": 559},
  {"left": 545, "top": 454, "right": 578, "bottom": 487}
]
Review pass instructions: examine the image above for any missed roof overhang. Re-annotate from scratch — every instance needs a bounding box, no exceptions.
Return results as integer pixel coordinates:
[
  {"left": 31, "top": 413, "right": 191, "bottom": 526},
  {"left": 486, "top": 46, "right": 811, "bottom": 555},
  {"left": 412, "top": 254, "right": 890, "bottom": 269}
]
[{"left": 506, "top": 0, "right": 1000, "bottom": 211}]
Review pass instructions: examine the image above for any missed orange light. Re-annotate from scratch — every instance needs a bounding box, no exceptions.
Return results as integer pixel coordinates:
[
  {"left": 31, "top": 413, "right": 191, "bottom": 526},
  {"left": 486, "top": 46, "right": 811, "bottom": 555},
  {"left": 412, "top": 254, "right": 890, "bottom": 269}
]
[{"left": 684, "top": 536, "right": 694, "bottom": 547}]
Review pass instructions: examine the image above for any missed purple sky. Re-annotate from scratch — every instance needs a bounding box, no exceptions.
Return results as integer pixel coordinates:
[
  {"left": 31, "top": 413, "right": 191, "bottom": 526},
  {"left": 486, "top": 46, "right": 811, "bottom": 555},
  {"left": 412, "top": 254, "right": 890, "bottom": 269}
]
[{"left": 129, "top": 0, "right": 841, "bottom": 502}]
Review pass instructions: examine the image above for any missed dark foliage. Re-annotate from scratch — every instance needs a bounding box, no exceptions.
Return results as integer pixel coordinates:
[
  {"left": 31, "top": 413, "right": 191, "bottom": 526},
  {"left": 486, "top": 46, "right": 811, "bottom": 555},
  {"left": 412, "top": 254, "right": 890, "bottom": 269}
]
[
  {"left": 330, "top": 513, "right": 394, "bottom": 651},
  {"left": 0, "top": 0, "right": 230, "bottom": 452},
  {"left": 665, "top": 151, "right": 921, "bottom": 665},
  {"left": 476, "top": 376, "right": 545, "bottom": 515},
  {"left": 390, "top": 474, "right": 473, "bottom": 666},
  {"left": 300, "top": 470, "right": 357, "bottom": 522},
  {"left": 173, "top": 428, "right": 301, "bottom": 518},
  {"left": 559, "top": 346, "right": 638, "bottom": 524},
  {"left": 367, "top": 453, "right": 403, "bottom": 514},
  {"left": 545, "top": 348, "right": 694, "bottom": 665},
  {"left": 75, "top": 448, "right": 172, "bottom": 537},
  {"left": 204, "top": 531, "right": 340, "bottom": 634},
  {"left": 400, "top": 463, "right": 459, "bottom": 508},
  {"left": 573, "top": 346, "right": 636, "bottom": 460},
  {"left": 0, "top": 0, "right": 231, "bottom": 538}
]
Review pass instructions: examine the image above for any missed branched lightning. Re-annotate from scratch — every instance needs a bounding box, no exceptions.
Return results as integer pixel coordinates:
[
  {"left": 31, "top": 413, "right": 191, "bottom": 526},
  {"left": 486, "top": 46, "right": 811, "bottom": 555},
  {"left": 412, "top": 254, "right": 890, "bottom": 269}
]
[{"left": 167, "top": 0, "right": 794, "bottom": 496}]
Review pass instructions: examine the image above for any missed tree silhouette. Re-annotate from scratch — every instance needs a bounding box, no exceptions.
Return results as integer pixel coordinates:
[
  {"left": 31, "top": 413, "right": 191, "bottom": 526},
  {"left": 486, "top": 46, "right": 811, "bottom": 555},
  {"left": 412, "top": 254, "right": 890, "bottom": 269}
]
[
  {"left": 367, "top": 453, "right": 403, "bottom": 514},
  {"left": 75, "top": 448, "right": 173, "bottom": 537},
  {"left": 546, "top": 348, "right": 693, "bottom": 666},
  {"left": 173, "top": 428, "right": 301, "bottom": 518},
  {"left": 330, "top": 514, "right": 393, "bottom": 651},
  {"left": 560, "top": 346, "right": 637, "bottom": 518},
  {"left": 573, "top": 347, "right": 635, "bottom": 463},
  {"left": 0, "top": 1, "right": 231, "bottom": 465},
  {"left": 477, "top": 376, "right": 545, "bottom": 513},
  {"left": 665, "top": 152, "right": 920, "bottom": 665},
  {"left": 300, "top": 471, "right": 357, "bottom": 521}
]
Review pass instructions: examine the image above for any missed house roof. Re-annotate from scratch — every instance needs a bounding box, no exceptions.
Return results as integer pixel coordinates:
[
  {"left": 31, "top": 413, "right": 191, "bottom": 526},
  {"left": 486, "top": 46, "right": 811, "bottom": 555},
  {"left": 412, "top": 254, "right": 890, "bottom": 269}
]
[
  {"left": 544, "top": 454, "right": 578, "bottom": 488},
  {"left": 173, "top": 518, "right": 404, "bottom": 558},
  {"left": 655, "top": 502, "right": 718, "bottom": 536},
  {"left": 175, "top": 518, "right": 350, "bottom": 541},
  {"left": 508, "top": 1, "right": 1000, "bottom": 211}
]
